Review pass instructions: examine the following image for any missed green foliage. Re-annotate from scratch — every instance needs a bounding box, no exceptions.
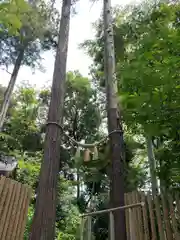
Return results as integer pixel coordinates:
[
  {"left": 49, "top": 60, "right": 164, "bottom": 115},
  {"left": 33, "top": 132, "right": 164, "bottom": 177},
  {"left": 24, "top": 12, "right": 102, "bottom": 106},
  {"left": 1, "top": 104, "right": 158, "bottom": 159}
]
[
  {"left": 24, "top": 205, "right": 34, "bottom": 240},
  {"left": 57, "top": 198, "right": 80, "bottom": 239},
  {"left": 0, "top": 76, "right": 100, "bottom": 238},
  {"left": 16, "top": 152, "right": 81, "bottom": 239},
  {"left": 17, "top": 153, "right": 41, "bottom": 188},
  {"left": 118, "top": 2, "right": 180, "bottom": 136},
  {"left": 64, "top": 71, "right": 101, "bottom": 144},
  {"left": 0, "top": 0, "right": 59, "bottom": 70},
  {"left": 1, "top": 86, "right": 42, "bottom": 152},
  {"left": 83, "top": 0, "right": 180, "bottom": 194},
  {"left": 0, "top": 0, "right": 29, "bottom": 35},
  {"left": 56, "top": 177, "right": 81, "bottom": 239},
  {"left": 116, "top": 1, "right": 180, "bottom": 190}
]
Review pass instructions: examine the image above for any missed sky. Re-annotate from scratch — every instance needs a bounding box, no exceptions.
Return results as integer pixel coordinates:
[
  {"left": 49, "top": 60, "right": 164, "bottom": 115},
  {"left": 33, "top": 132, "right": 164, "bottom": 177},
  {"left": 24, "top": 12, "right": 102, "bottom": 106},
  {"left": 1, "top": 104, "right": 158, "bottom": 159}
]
[{"left": 0, "top": 0, "right": 135, "bottom": 89}]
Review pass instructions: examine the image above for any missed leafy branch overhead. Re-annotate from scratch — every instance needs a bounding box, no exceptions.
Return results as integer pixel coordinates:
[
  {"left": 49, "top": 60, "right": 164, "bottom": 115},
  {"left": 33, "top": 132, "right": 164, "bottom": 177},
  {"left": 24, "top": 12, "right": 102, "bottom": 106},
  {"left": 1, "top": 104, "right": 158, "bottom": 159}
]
[{"left": 0, "top": 0, "right": 29, "bottom": 35}]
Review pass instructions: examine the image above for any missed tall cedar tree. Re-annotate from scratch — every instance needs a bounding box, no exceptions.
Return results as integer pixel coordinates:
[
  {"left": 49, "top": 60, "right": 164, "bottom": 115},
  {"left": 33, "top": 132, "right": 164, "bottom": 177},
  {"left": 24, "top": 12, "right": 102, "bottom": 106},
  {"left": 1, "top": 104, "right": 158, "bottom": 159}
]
[
  {"left": 29, "top": 0, "right": 71, "bottom": 239},
  {"left": 103, "top": 0, "right": 126, "bottom": 239},
  {"left": 0, "top": 48, "right": 25, "bottom": 130}
]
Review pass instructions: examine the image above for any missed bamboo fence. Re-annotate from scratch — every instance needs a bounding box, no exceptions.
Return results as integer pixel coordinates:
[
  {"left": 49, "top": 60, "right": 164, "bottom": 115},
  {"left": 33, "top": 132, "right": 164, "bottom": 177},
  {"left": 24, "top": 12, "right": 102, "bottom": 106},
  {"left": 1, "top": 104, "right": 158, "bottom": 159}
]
[
  {"left": 81, "top": 190, "right": 180, "bottom": 240},
  {"left": 0, "top": 176, "right": 32, "bottom": 240},
  {"left": 125, "top": 191, "right": 180, "bottom": 240}
]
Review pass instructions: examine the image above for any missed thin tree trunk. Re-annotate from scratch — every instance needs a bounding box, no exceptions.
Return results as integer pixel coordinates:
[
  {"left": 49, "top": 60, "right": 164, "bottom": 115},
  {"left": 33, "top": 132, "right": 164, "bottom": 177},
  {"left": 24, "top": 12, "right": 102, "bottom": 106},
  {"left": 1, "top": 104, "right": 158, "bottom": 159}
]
[
  {"left": 29, "top": 1, "right": 71, "bottom": 239},
  {"left": 0, "top": 49, "right": 25, "bottom": 130},
  {"left": 0, "top": 0, "right": 37, "bottom": 131},
  {"left": 146, "top": 135, "right": 158, "bottom": 196},
  {"left": 103, "top": 0, "right": 126, "bottom": 240}
]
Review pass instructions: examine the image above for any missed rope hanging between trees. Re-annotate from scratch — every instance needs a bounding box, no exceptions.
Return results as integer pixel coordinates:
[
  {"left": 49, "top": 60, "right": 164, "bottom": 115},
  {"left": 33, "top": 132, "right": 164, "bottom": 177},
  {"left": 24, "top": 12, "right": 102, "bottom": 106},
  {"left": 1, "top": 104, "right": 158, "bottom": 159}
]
[
  {"left": 46, "top": 121, "right": 122, "bottom": 162},
  {"left": 46, "top": 121, "right": 122, "bottom": 148}
]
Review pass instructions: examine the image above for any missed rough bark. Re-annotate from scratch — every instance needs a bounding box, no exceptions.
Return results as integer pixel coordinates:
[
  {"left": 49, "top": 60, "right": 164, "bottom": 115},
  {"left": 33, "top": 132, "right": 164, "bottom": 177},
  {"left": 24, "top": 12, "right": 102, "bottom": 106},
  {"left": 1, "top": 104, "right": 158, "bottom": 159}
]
[
  {"left": 29, "top": 1, "right": 71, "bottom": 239},
  {"left": 146, "top": 135, "right": 158, "bottom": 196},
  {"left": 103, "top": 0, "right": 127, "bottom": 239},
  {"left": 0, "top": 49, "right": 24, "bottom": 130}
]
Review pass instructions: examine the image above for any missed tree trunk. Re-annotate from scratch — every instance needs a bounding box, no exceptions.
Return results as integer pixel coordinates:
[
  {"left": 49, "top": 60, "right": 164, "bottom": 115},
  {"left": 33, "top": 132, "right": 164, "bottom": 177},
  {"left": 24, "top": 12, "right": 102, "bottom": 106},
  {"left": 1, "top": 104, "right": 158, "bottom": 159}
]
[
  {"left": 29, "top": 1, "right": 71, "bottom": 239},
  {"left": 146, "top": 135, "right": 158, "bottom": 196},
  {"left": 0, "top": 49, "right": 24, "bottom": 130},
  {"left": 103, "top": 0, "right": 126, "bottom": 240}
]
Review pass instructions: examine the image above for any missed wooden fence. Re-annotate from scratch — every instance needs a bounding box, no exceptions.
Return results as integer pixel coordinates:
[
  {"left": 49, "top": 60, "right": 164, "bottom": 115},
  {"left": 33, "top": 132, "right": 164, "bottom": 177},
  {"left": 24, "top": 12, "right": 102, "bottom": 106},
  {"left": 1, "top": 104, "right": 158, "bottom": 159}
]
[
  {"left": 125, "top": 191, "right": 180, "bottom": 240},
  {"left": 80, "top": 202, "right": 143, "bottom": 240},
  {"left": 0, "top": 176, "right": 32, "bottom": 240}
]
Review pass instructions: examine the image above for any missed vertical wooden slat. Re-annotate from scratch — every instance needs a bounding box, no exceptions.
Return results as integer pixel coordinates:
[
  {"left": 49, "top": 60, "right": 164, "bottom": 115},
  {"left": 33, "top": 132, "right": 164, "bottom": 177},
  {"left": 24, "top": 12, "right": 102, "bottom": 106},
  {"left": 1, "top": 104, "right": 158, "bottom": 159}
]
[
  {"left": 0, "top": 177, "right": 32, "bottom": 240},
  {"left": 3, "top": 180, "right": 18, "bottom": 240},
  {"left": 6, "top": 182, "right": 22, "bottom": 240},
  {"left": 131, "top": 191, "right": 138, "bottom": 240},
  {"left": 147, "top": 192, "right": 157, "bottom": 240},
  {"left": 12, "top": 187, "right": 26, "bottom": 240},
  {"left": 80, "top": 216, "right": 85, "bottom": 240},
  {"left": 0, "top": 176, "right": 6, "bottom": 195},
  {"left": 168, "top": 193, "right": 180, "bottom": 240},
  {"left": 129, "top": 208, "right": 135, "bottom": 240},
  {"left": 0, "top": 178, "right": 10, "bottom": 219},
  {"left": 16, "top": 188, "right": 31, "bottom": 240},
  {"left": 133, "top": 191, "right": 139, "bottom": 240},
  {"left": 0, "top": 178, "right": 11, "bottom": 238},
  {"left": 83, "top": 217, "right": 88, "bottom": 239},
  {"left": 125, "top": 193, "right": 130, "bottom": 240},
  {"left": 0, "top": 180, "right": 15, "bottom": 240},
  {"left": 161, "top": 194, "right": 173, "bottom": 240},
  {"left": 175, "top": 193, "right": 180, "bottom": 221},
  {"left": 141, "top": 192, "right": 150, "bottom": 240},
  {"left": 154, "top": 195, "right": 165, "bottom": 240},
  {"left": 12, "top": 186, "right": 27, "bottom": 239},
  {"left": 135, "top": 191, "right": 143, "bottom": 240},
  {"left": 110, "top": 211, "right": 115, "bottom": 240},
  {"left": 87, "top": 215, "right": 92, "bottom": 240}
]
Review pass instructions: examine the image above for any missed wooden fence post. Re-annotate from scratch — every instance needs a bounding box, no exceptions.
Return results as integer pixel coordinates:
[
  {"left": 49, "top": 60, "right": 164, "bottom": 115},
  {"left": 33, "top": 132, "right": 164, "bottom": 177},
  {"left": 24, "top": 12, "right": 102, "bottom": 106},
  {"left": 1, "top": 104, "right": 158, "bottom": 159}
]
[
  {"left": 87, "top": 216, "right": 92, "bottom": 240},
  {"left": 129, "top": 208, "right": 136, "bottom": 240},
  {"left": 80, "top": 216, "right": 85, "bottom": 240},
  {"left": 0, "top": 176, "right": 31, "bottom": 240},
  {"left": 109, "top": 211, "right": 115, "bottom": 240}
]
